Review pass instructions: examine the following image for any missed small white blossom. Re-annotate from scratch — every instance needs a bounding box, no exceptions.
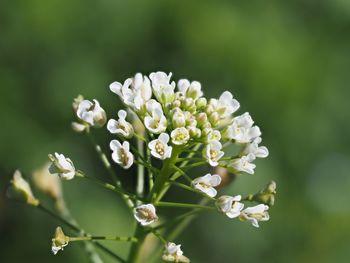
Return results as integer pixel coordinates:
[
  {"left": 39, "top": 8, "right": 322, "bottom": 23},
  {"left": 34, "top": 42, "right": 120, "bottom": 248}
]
[
  {"left": 76, "top": 99, "right": 107, "bottom": 128},
  {"left": 110, "top": 73, "right": 152, "bottom": 111},
  {"left": 51, "top": 227, "right": 69, "bottom": 255},
  {"left": 216, "top": 195, "right": 244, "bottom": 218},
  {"left": 178, "top": 79, "right": 203, "bottom": 100},
  {"left": 148, "top": 133, "right": 173, "bottom": 160},
  {"left": 230, "top": 153, "right": 256, "bottom": 174},
  {"left": 172, "top": 109, "right": 186, "bottom": 128},
  {"left": 144, "top": 100, "right": 167, "bottom": 134},
  {"left": 207, "top": 129, "right": 221, "bottom": 143},
  {"left": 48, "top": 153, "right": 76, "bottom": 180},
  {"left": 204, "top": 140, "right": 224, "bottom": 166},
  {"left": 110, "top": 140, "right": 134, "bottom": 169},
  {"left": 10, "top": 170, "right": 39, "bottom": 206},
  {"left": 240, "top": 204, "right": 270, "bottom": 228},
  {"left": 242, "top": 137, "right": 269, "bottom": 158},
  {"left": 134, "top": 204, "right": 158, "bottom": 226},
  {"left": 162, "top": 242, "right": 190, "bottom": 263},
  {"left": 210, "top": 91, "right": 240, "bottom": 118},
  {"left": 149, "top": 71, "right": 176, "bottom": 104},
  {"left": 224, "top": 112, "right": 261, "bottom": 143},
  {"left": 192, "top": 173, "right": 221, "bottom": 197},
  {"left": 107, "top": 110, "right": 134, "bottom": 138},
  {"left": 171, "top": 127, "right": 190, "bottom": 145}
]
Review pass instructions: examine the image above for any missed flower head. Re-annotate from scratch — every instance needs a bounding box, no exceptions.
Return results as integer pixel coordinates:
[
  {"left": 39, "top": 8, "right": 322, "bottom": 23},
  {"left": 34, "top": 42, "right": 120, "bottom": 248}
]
[
  {"left": 110, "top": 140, "right": 134, "bottom": 169},
  {"left": 107, "top": 110, "right": 134, "bottom": 138},
  {"left": 216, "top": 195, "right": 244, "bottom": 218},
  {"left": 9, "top": 170, "right": 39, "bottom": 206},
  {"left": 76, "top": 99, "right": 107, "bottom": 128},
  {"left": 148, "top": 133, "right": 173, "bottom": 160},
  {"left": 171, "top": 127, "right": 190, "bottom": 145},
  {"left": 51, "top": 227, "right": 69, "bottom": 255},
  {"left": 239, "top": 204, "right": 270, "bottom": 228},
  {"left": 192, "top": 174, "right": 221, "bottom": 197},
  {"left": 48, "top": 153, "right": 76, "bottom": 180},
  {"left": 134, "top": 204, "right": 158, "bottom": 226},
  {"left": 204, "top": 140, "right": 224, "bottom": 166},
  {"left": 162, "top": 242, "right": 190, "bottom": 263},
  {"left": 242, "top": 137, "right": 269, "bottom": 158}
]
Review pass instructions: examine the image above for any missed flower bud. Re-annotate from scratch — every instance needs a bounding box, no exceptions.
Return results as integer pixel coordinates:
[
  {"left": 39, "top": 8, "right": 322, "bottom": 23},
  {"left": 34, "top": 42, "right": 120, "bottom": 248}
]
[
  {"left": 196, "top": 113, "right": 208, "bottom": 127},
  {"left": 172, "top": 109, "right": 186, "bottom": 128},
  {"left": 172, "top": 99, "right": 181, "bottom": 108},
  {"left": 188, "top": 126, "right": 201, "bottom": 138},
  {"left": 51, "top": 227, "right": 69, "bottom": 255},
  {"left": 209, "top": 112, "right": 220, "bottom": 126},
  {"left": 252, "top": 181, "right": 277, "bottom": 206},
  {"left": 8, "top": 170, "right": 40, "bottom": 206},
  {"left": 196, "top": 97, "right": 207, "bottom": 109},
  {"left": 76, "top": 99, "right": 107, "bottom": 128}
]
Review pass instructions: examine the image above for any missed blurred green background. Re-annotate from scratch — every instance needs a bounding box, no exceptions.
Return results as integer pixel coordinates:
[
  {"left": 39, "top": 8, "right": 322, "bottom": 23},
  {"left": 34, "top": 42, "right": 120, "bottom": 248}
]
[{"left": 1, "top": 0, "right": 350, "bottom": 262}]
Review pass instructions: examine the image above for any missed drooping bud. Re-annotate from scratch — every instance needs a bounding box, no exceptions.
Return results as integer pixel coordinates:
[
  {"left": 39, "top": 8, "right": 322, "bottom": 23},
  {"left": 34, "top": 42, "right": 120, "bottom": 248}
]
[
  {"left": 51, "top": 227, "right": 69, "bottom": 255},
  {"left": 252, "top": 181, "right": 277, "bottom": 206}
]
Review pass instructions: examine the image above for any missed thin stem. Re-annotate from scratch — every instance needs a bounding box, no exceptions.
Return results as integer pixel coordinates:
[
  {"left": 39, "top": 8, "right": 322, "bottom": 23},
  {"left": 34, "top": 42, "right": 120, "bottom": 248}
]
[
  {"left": 146, "top": 142, "right": 154, "bottom": 191},
  {"left": 127, "top": 224, "right": 147, "bottom": 263},
  {"left": 168, "top": 181, "right": 216, "bottom": 200},
  {"left": 86, "top": 132, "right": 134, "bottom": 210},
  {"left": 69, "top": 236, "right": 137, "bottom": 242},
  {"left": 155, "top": 201, "right": 215, "bottom": 210},
  {"left": 76, "top": 171, "right": 142, "bottom": 202},
  {"left": 136, "top": 135, "right": 145, "bottom": 200},
  {"left": 149, "top": 229, "right": 167, "bottom": 244},
  {"left": 180, "top": 161, "right": 207, "bottom": 171},
  {"left": 171, "top": 165, "right": 192, "bottom": 183},
  {"left": 37, "top": 204, "right": 126, "bottom": 262},
  {"left": 152, "top": 209, "right": 203, "bottom": 231}
]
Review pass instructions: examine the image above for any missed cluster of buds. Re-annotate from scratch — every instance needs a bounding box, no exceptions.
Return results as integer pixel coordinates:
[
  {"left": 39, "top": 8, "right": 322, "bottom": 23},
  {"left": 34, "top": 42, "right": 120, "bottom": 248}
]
[{"left": 8, "top": 71, "right": 276, "bottom": 263}]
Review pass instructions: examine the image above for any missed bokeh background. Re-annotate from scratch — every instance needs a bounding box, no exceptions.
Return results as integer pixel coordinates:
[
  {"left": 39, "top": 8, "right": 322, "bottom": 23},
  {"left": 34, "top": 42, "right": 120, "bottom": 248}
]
[{"left": 1, "top": 0, "right": 350, "bottom": 262}]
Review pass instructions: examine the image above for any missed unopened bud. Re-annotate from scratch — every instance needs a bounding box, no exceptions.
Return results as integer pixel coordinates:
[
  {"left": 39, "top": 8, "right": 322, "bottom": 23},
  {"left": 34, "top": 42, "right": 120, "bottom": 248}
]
[
  {"left": 253, "top": 181, "right": 277, "bottom": 206},
  {"left": 196, "top": 97, "right": 207, "bottom": 109}
]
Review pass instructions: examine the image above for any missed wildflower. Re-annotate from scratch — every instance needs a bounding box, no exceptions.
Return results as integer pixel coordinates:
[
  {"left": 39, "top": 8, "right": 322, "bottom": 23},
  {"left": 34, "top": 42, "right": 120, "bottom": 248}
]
[
  {"left": 9, "top": 170, "right": 39, "bottom": 206},
  {"left": 110, "top": 140, "right": 134, "bottom": 169},
  {"left": 48, "top": 153, "right": 76, "bottom": 180},
  {"left": 76, "top": 99, "right": 107, "bottom": 128},
  {"left": 51, "top": 227, "right": 69, "bottom": 255},
  {"left": 230, "top": 153, "right": 256, "bottom": 174},
  {"left": 216, "top": 195, "right": 244, "bottom": 218},
  {"left": 148, "top": 133, "right": 173, "bottom": 160},
  {"left": 204, "top": 140, "right": 224, "bottom": 166},
  {"left": 149, "top": 71, "right": 176, "bottom": 104},
  {"left": 178, "top": 79, "right": 203, "bottom": 100},
  {"left": 134, "top": 204, "right": 158, "bottom": 226},
  {"left": 242, "top": 137, "right": 269, "bottom": 158},
  {"left": 162, "top": 242, "right": 190, "bottom": 263},
  {"left": 192, "top": 174, "right": 221, "bottom": 197},
  {"left": 32, "top": 163, "right": 62, "bottom": 201},
  {"left": 171, "top": 127, "right": 190, "bottom": 145},
  {"left": 240, "top": 204, "right": 270, "bottom": 228},
  {"left": 107, "top": 110, "right": 134, "bottom": 138},
  {"left": 110, "top": 73, "right": 152, "bottom": 111},
  {"left": 224, "top": 112, "right": 261, "bottom": 143},
  {"left": 144, "top": 100, "right": 167, "bottom": 134}
]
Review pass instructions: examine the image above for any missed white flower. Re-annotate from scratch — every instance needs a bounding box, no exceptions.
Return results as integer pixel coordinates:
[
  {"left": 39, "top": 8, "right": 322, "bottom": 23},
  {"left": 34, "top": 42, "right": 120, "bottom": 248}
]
[
  {"left": 10, "top": 170, "right": 39, "bottom": 206},
  {"left": 110, "top": 73, "right": 152, "bottom": 111},
  {"left": 224, "top": 112, "right": 261, "bottom": 143},
  {"left": 144, "top": 100, "right": 167, "bottom": 134},
  {"left": 162, "top": 242, "right": 190, "bottom": 263},
  {"left": 107, "top": 110, "right": 134, "bottom": 138},
  {"left": 148, "top": 133, "right": 173, "bottom": 160},
  {"left": 240, "top": 204, "right": 270, "bottom": 228},
  {"left": 149, "top": 71, "right": 176, "bottom": 104},
  {"left": 48, "top": 153, "right": 76, "bottom": 180},
  {"left": 204, "top": 140, "right": 224, "bottom": 166},
  {"left": 242, "top": 137, "right": 269, "bottom": 158},
  {"left": 134, "top": 204, "right": 158, "bottom": 226},
  {"left": 51, "top": 227, "right": 69, "bottom": 255},
  {"left": 110, "top": 140, "right": 134, "bottom": 169},
  {"left": 216, "top": 195, "right": 244, "bottom": 218},
  {"left": 192, "top": 173, "right": 221, "bottom": 197},
  {"left": 171, "top": 127, "right": 190, "bottom": 145},
  {"left": 230, "top": 153, "right": 256, "bottom": 174},
  {"left": 76, "top": 99, "right": 107, "bottom": 128},
  {"left": 210, "top": 91, "right": 240, "bottom": 118},
  {"left": 178, "top": 79, "right": 203, "bottom": 100}
]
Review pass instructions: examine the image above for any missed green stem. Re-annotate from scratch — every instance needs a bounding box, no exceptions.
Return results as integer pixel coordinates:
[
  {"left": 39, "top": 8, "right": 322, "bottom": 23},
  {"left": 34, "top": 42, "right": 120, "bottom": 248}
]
[
  {"left": 136, "top": 136, "right": 145, "bottom": 201},
  {"left": 127, "top": 225, "right": 147, "bottom": 263},
  {"left": 69, "top": 236, "right": 137, "bottom": 242},
  {"left": 148, "top": 146, "right": 181, "bottom": 202},
  {"left": 87, "top": 132, "right": 134, "bottom": 210},
  {"left": 155, "top": 201, "right": 215, "bottom": 210},
  {"left": 168, "top": 181, "right": 216, "bottom": 200}
]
